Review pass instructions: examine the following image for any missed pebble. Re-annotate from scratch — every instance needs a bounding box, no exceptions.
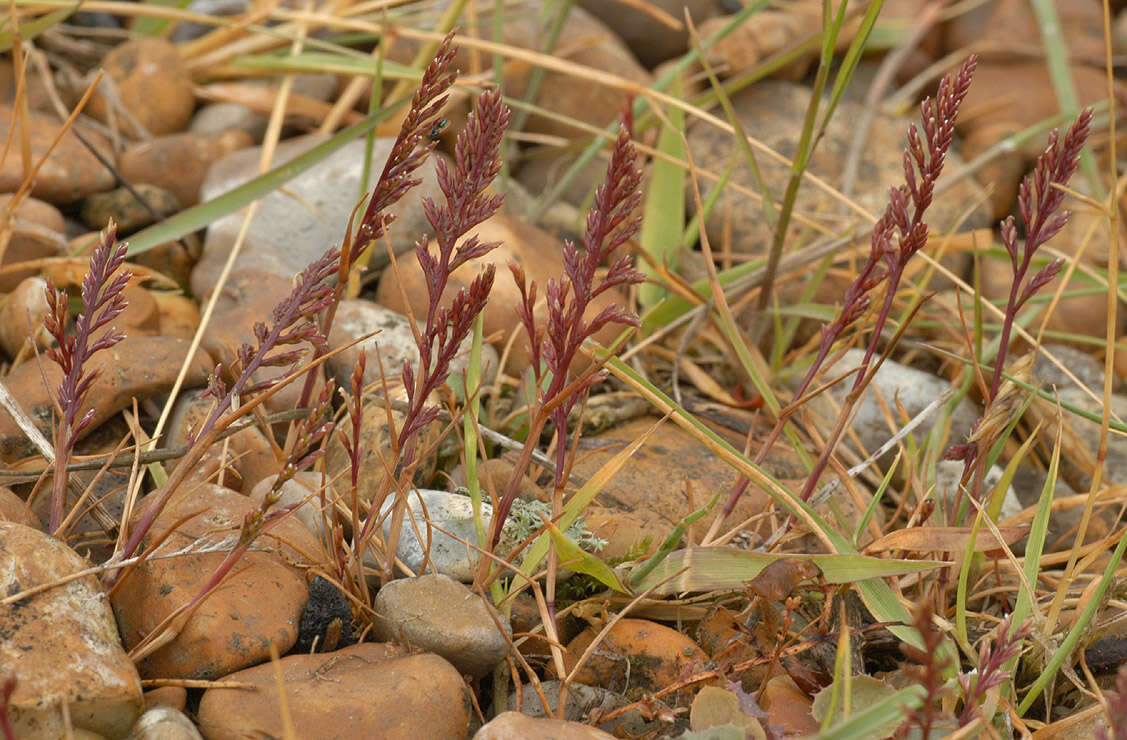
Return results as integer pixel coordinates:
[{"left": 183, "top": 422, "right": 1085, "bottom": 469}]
[
  {"left": 578, "top": 0, "right": 725, "bottom": 67},
  {"left": 294, "top": 575, "right": 354, "bottom": 654},
  {"left": 978, "top": 258, "right": 1117, "bottom": 343},
  {"left": 0, "top": 276, "right": 51, "bottom": 357},
  {"left": 0, "top": 522, "right": 143, "bottom": 738},
  {"left": 152, "top": 291, "right": 201, "bottom": 341},
  {"left": 933, "top": 460, "right": 1022, "bottom": 523},
  {"left": 172, "top": 0, "right": 251, "bottom": 42},
  {"left": 129, "top": 706, "right": 204, "bottom": 740},
  {"left": 196, "top": 268, "right": 325, "bottom": 415},
  {"left": 143, "top": 686, "right": 188, "bottom": 712},
  {"left": 568, "top": 416, "right": 773, "bottom": 559},
  {"left": 87, "top": 38, "right": 196, "bottom": 136},
  {"left": 323, "top": 399, "right": 435, "bottom": 508},
  {"left": 196, "top": 643, "right": 470, "bottom": 739},
  {"left": 509, "top": 680, "right": 650, "bottom": 736},
  {"left": 326, "top": 298, "right": 497, "bottom": 399},
  {"left": 111, "top": 483, "right": 320, "bottom": 679},
  {"left": 371, "top": 488, "right": 520, "bottom": 582},
  {"left": 813, "top": 348, "right": 980, "bottom": 463},
  {"left": 373, "top": 574, "right": 511, "bottom": 678},
  {"left": 0, "top": 105, "right": 115, "bottom": 203},
  {"left": 0, "top": 335, "right": 214, "bottom": 462},
  {"left": 464, "top": 5, "right": 652, "bottom": 142},
  {"left": 162, "top": 387, "right": 278, "bottom": 493},
  {"left": 376, "top": 212, "right": 629, "bottom": 373},
  {"left": 81, "top": 183, "right": 181, "bottom": 234},
  {"left": 760, "top": 674, "right": 820, "bottom": 736},
  {"left": 190, "top": 135, "right": 445, "bottom": 297},
  {"left": 1033, "top": 344, "right": 1110, "bottom": 394},
  {"left": 474, "top": 712, "right": 616, "bottom": 740},
  {"left": 190, "top": 101, "right": 269, "bottom": 141},
  {"left": 1048, "top": 386, "right": 1127, "bottom": 490},
  {"left": 249, "top": 471, "right": 333, "bottom": 540},
  {"left": 0, "top": 193, "right": 68, "bottom": 290},
  {"left": 119, "top": 129, "right": 253, "bottom": 207},
  {"left": 685, "top": 79, "right": 990, "bottom": 258},
  {"left": 0, "top": 484, "right": 39, "bottom": 527},
  {"left": 557, "top": 618, "right": 708, "bottom": 703}
]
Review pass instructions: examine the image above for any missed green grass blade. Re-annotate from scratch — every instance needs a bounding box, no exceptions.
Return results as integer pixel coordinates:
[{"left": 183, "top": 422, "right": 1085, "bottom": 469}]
[
  {"left": 0, "top": 4, "right": 75, "bottom": 51},
  {"left": 814, "top": 685, "right": 926, "bottom": 740},
  {"left": 638, "top": 73, "right": 687, "bottom": 310},
  {"left": 819, "top": 0, "right": 884, "bottom": 133},
  {"left": 1017, "top": 523, "right": 1127, "bottom": 715},
  {"left": 130, "top": 0, "right": 191, "bottom": 36}
]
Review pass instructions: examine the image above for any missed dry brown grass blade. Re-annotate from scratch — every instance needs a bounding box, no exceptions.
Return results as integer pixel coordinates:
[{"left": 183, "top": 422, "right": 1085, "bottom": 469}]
[{"left": 864, "top": 525, "right": 1029, "bottom": 555}]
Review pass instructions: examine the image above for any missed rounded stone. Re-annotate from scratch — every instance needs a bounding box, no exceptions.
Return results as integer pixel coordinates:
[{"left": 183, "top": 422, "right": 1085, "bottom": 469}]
[
  {"left": 190, "top": 135, "right": 445, "bottom": 298},
  {"left": 81, "top": 183, "right": 181, "bottom": 234},
  {"left": 119, "top": 129, "right": 253, "bottom": 207},
  {"left": 0, "top": 105, "right": 115, "bottom": 203},
  {"left": 1, "top": 522, "right": 143, "bottom": 737},
  {"left": 0, "top": 193, "right": 67, "bottom": 290},
  {"left": 474, "top": 712, "right": 615, "bottom": 740},
  {"left": 373, "top": 573, "right": 512, "bottom": 678},
  {"left": 87, "top": 38, "right": 195, "bottom": 136},
  {"left": 197, "top": 644, "right": 470, "bottom": 739}
]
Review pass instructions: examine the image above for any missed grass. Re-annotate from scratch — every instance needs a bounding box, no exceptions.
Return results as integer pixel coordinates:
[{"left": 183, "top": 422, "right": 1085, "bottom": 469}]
[{"left": 1, "top": 0, "right": 1125, "bottom": 737}]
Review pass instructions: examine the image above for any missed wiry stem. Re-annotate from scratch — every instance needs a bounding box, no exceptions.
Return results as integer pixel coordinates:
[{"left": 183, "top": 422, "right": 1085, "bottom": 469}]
[
  {"left": 295, "top": 31, "right": 462, "bottom": 412},
  {"left": 490, "top": 125, "right": 645, "bottom": 548},
  {"left": 362, "top": 87, "right": 510, "bottom": 579}
]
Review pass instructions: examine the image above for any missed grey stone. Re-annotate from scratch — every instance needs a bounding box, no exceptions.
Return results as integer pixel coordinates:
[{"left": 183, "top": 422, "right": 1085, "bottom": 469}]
[
  {"left": 327, "top": 299, "right": 499, "bottom": 396},
  {"left": 933, "top": 460, "right": 1022, "bottom": 523},
  {"left": 1033, "top": 344, "right": 1110, "bottom": 394},
  {"left": 374, "top": 488, "right": 509, "bottom": 582},
  {"left": 192, "top": 134, "right": 444, "bottom": 297},
  {"left": 814, "top": 348, "right": 980, "bottom": 460},
  {"left": 475, "top": 712, "right": 616, "bottom": 740},
  {"left": 510, "top": 680, "right": 651, "bottom": 736},
  {"left": 373, "top": 574, "right": 511, "bottom": 678}
]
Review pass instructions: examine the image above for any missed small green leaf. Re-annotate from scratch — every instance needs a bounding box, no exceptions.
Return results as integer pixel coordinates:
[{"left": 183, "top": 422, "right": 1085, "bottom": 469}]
[
  {"left": 543, "top": 518, "right": 625, "bottom": 593},
  {"left": 812, "top": 676, "right": 898, "bottom": 735},
  {"left": 814, "top": 685, "right": 926, "bottom": 740}
]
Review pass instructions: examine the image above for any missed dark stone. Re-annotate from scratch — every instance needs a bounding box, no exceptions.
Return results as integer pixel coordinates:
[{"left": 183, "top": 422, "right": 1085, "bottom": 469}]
[
  {"left": 293, "top": 577, "right": 354, "bottom": 655},
  {"left": 1084, "top": 637, "right": 1127, "bottom": 675}
]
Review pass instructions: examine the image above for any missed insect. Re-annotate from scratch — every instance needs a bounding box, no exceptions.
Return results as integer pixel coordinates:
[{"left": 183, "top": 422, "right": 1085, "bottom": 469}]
[{"left": 428, "top": 118, "right": 449, "bottom": 141}]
